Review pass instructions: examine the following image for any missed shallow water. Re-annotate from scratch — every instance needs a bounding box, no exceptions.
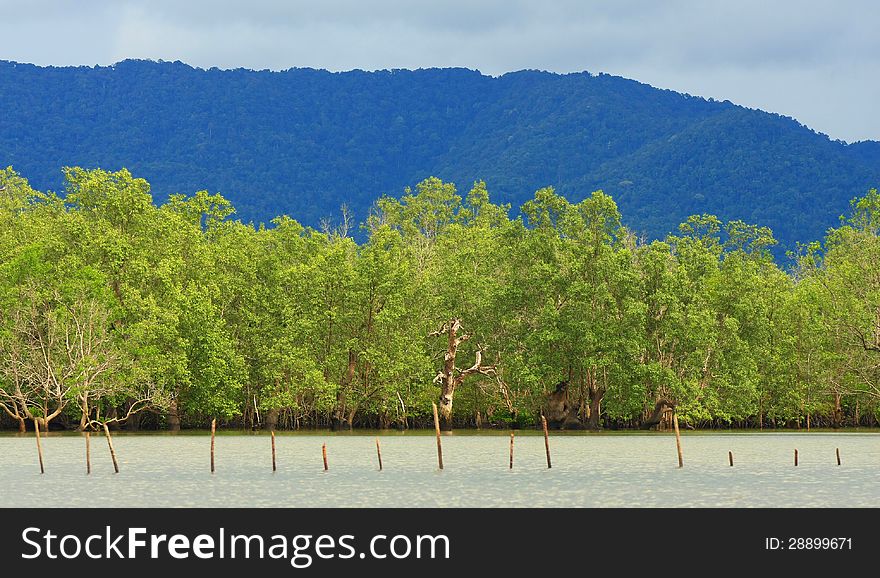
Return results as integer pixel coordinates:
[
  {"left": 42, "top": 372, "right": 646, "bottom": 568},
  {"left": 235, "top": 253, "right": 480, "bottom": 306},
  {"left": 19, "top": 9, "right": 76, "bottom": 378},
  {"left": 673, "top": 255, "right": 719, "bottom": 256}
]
[{"left": 2, "top": 430, "right": 878, "bottom": 507}]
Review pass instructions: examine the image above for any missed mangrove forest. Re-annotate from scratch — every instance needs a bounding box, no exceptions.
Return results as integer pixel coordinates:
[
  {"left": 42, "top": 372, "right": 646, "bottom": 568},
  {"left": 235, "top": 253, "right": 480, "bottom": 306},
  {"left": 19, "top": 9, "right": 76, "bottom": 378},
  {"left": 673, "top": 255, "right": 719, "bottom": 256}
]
[{"left": 1, "top": 166, "right": 879, "bottom": 432}]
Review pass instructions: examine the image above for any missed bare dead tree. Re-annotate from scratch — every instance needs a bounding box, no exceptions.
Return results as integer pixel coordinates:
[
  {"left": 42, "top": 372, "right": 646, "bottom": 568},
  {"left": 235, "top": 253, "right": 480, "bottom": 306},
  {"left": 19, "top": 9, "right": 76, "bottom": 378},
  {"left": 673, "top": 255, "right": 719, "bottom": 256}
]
[
  {"left": 429, "top": 318, "right": 496, "bottom": 430},
  {"left": 0, "top": 286, "right": 164, "bottom": 431},
  {"left": 0, "top": 290, "right": 76, "bottom": 429},
  {"left": 320, "top": 204, "right": 355, "bottom": 239},
  {"left": 0, "top": 337, "right": 31, "bottom": 432},
  {"left": 81, "top": 389, "right": 160, "bottom": 431}
]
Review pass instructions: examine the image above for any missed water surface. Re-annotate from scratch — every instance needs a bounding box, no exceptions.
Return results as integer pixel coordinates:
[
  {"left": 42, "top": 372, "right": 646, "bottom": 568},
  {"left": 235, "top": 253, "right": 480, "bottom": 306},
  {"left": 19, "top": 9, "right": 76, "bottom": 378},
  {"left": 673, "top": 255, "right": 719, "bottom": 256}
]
[{"left": 2, "top": 431, "right": 878, "bottom": 507}]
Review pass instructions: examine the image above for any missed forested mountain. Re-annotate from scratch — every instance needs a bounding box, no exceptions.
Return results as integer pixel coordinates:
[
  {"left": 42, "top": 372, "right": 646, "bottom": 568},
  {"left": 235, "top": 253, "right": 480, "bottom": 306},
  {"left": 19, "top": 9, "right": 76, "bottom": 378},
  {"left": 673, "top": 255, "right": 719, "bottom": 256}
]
[{"left": 0, "top": 59, "right": 877, "bottom": 254}]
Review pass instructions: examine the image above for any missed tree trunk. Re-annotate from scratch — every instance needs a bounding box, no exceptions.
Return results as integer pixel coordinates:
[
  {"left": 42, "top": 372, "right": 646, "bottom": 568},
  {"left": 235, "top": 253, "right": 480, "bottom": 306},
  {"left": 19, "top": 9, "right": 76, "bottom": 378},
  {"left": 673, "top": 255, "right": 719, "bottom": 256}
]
[
  {"left": 78, "top": 398, "right": 90, "bottom": 431},
  {"left": 437, "top": 321, "right": 460, "bottom": 431},
  {"left": 265, "top": 408, "right": 279, "bottom": 431},
  {"left": 438, "top": 384, "right": 455, "bottom": 431},
  {"left": 17, "top": 417, "right": 26, "bottom": 433},
  {"left": 639, "top": 399, "right": 676, "bottom": 430},
  {"left": 758, "top": 398, "right": 763, "bottom": 430},
  {"left": 105, "top": 406, "right": 120, "bottom": 430},
  {"left": 333, "top": 349, "right": 357, "bottom": 430},
  {"left": 545, "top": 381, "right": 571, "bottom": 428},
  {"left": 127, "top": 409, "right": 142, "bottom": 431},
  {"left": 587, "top": 387, "right": 603, "bottom": 430},
  {"left": 167, "top": 398, "right": 181, "bottom": 431},
  {"left": 430, "top": 318, "right": 495, "bottom": 432},
  {"left": 832, "top": 393, "right": 843, "bottom": 429}
]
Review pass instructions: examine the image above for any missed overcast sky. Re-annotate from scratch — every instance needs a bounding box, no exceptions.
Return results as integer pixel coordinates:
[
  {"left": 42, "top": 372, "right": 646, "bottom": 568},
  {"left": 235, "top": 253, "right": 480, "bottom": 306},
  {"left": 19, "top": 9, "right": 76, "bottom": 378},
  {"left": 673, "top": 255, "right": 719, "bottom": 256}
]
[{"left": 1, "top": 0, "right": 877, "bottom": 142}]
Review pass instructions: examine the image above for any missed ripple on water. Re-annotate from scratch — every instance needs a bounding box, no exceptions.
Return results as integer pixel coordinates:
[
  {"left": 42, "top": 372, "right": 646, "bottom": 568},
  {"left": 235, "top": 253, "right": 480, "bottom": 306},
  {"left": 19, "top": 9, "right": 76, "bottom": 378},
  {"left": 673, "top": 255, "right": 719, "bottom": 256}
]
[{"left": 1, "top": 432, "right": 879, "bottom": 507}]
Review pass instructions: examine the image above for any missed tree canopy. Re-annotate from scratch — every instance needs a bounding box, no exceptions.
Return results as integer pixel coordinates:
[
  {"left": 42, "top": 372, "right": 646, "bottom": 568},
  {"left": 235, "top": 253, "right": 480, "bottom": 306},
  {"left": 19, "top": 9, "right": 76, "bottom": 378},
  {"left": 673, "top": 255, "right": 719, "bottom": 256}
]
[{"left": 2, "top": 166, "right": 879, "bottom": 431}]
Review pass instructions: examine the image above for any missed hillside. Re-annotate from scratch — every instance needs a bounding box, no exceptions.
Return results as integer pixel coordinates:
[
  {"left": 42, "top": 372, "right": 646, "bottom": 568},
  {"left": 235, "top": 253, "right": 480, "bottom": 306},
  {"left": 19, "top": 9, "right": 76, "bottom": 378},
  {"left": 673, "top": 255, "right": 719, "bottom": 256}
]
[{"left": 1, "top": 59, "right": 877, "bottom": 253}]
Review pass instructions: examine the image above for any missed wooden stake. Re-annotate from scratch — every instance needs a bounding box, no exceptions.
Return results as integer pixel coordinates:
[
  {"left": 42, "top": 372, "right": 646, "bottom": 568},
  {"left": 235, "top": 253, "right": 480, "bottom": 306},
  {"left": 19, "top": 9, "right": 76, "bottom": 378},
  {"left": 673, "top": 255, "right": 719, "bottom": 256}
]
[
  {"left": 673, "top": 413, "right": 683, "bottom": 468},
  {"left": 103, "top": 423, "right": 119, "bottom": 474},
  {"left": 836, "top": 447, "right": 841, "bottom": 466},
  {"left": 34, "top": 419, "right": 44, "bottom": 475},
  {"left": 432, "top": 402, "right": 444, "bottom": 470},
  {"left": 210, "top": 418, "right": 216, "bottom": 474},
  {"left": 728, "top": 450, "right": 733, "bottom": 467},
  {"left": 794, "top": 448, "right": 798, "bottom": 467},
  {"left": 541, "top": 415, "right": 551, "bottom": 469},
  {"left": 509, "top": 432, "right": 515, "bottom": 469},
  {"left": 271, "top": 430, "right": 276, "bottom": 472},
  {"left": 322, "top": 442, "right": 328, "bottom": 471},
  {"left": 85, "top": 431, "right": 91, "bottom": 475},
  {"left": 376, "top": 437, "right": 383, "bottom": 471}
]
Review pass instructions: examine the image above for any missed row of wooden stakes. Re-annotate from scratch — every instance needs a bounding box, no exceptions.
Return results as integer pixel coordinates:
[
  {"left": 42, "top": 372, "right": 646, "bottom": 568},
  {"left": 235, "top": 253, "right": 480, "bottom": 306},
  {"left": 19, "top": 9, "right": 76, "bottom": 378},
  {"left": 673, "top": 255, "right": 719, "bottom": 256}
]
[
  {"left": 224, "top": 403, "right": 549, "bottom": 474},
  {"left": 30, "top": 405, "right": 846, "bottom": 474},
  {"left": 670, "top": 414, "right": 843, "bottom": 467},
  {"left": 670, "top": 414, "right": 844, "bottom": 467}
]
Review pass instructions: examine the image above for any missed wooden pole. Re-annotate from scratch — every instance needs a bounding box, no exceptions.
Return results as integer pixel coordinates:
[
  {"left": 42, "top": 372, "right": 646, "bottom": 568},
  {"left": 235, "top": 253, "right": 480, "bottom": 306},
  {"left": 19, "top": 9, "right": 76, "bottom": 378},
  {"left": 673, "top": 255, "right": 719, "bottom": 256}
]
[
  {"left": 432, "top": 402, "right": 444, "bottom": 470},
  {"left": 673, "top": 413, "right": 683, "bottom": 468},
  {"left": 85, "top": 431, "right": 91, "bottom": 475},
  {"left": 728, "top": 450, "right": 733, "bottom": 467},
  {"left": 322, "top": 443, "right": 328, "bottom": 471},
  {"left": 103, "top": 423, "right": 119, "bottom": 474},
  {"left": 34, "top": 419, "right": 44, "bottom": 475},
  {"left": 541, "top": 415, "right": 551, "bottom": 469},
  {"left": 210, "top": 418, "right": 216, "bottom": 474},
  {"left": 376, "top": 436, "right": 382, "bottom": 472},
  {"left": 271, "top": 430, "right": 276, "bottom": 472},
  {"left": 836, "top": 447, "right": 841, "bottom": 466},
  {"left": 794, "top": 448, "right": 798, "bottom": 467},
  {"left": 376, "top": 437, "right": 383, "bottom": 471},
  {"left": 509, "top": 432, "right": 515, "bottom": 470}
]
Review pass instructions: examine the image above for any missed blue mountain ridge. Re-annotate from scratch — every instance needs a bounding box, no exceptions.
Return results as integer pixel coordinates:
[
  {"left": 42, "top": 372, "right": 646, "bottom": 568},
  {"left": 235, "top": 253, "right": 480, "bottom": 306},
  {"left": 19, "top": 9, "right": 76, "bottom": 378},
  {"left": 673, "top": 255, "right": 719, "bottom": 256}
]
[{"left": 1, "top": 59, "right": 877, "bottom": 255}]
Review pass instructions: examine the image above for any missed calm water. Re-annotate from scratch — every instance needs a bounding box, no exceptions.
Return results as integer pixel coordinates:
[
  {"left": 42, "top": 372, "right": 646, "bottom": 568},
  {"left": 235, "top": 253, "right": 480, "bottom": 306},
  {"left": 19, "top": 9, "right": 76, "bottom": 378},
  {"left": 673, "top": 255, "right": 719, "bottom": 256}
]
[{"left": 2, "top": 431, "right": 878, "bottom": 507}]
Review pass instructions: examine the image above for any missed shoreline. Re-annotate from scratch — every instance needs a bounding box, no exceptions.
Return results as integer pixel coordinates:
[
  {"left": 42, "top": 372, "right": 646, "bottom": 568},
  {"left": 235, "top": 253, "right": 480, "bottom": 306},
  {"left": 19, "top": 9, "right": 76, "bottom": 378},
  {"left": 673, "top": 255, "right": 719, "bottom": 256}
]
[{"left": 3, "top": 427, "right": 880, "bottom": 436}]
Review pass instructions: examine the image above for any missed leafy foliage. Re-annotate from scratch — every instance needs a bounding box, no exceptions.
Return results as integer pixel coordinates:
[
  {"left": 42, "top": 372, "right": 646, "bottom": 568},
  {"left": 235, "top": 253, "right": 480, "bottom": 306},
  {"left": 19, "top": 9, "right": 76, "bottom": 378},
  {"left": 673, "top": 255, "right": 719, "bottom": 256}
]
[{"left": 2, "top": 166, "right": 879, "bottom": 430}]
